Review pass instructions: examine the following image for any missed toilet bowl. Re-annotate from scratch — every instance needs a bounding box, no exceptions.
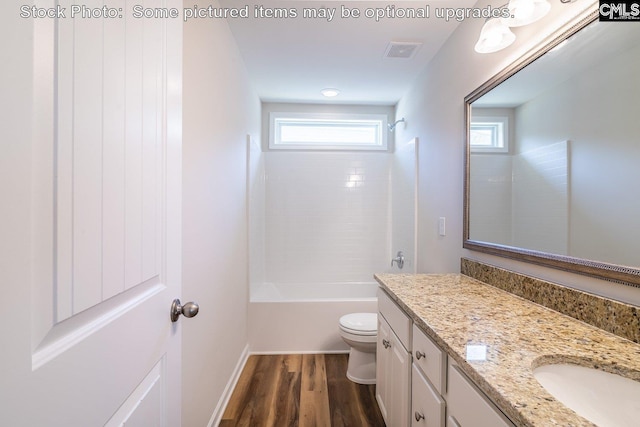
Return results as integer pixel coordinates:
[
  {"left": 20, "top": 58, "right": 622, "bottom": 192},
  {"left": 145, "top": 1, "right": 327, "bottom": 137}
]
[{"left": 339, "top": 312, "right": 378, "bottom": 384}]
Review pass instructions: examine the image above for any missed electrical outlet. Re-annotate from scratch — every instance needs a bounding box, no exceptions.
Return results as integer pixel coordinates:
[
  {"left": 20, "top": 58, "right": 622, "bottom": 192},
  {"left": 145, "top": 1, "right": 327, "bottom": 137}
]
[{"left": 438, "top": 217, "right": 446, "bottom": 236}]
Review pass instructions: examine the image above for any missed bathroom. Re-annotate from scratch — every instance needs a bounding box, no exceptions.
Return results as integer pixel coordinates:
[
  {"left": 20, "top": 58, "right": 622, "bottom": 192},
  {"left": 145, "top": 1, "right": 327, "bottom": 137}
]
[
  {"left": 179, "top": 0, "right": 640, "bottom": 421},
  {"left": 4, "top": 0, "right": 640, "bottom": 425}
]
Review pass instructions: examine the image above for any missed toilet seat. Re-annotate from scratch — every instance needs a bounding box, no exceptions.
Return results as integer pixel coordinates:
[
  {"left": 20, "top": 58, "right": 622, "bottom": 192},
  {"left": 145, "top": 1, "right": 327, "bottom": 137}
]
[{"left": 339, "top": 313, "right": 377, "bottom": 336}]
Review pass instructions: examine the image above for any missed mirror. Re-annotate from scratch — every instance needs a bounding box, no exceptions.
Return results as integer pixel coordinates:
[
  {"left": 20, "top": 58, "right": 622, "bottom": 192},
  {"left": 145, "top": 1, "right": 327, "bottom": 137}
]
[{"left": 464, "top": 12, "right": 640, "bottom": 288}]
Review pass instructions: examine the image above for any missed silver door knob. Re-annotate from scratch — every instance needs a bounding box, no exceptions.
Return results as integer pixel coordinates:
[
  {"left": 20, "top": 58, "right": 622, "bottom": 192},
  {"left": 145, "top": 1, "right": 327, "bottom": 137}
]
[{"left": 170, "top": 299, "right": 199, "bottom": 322}]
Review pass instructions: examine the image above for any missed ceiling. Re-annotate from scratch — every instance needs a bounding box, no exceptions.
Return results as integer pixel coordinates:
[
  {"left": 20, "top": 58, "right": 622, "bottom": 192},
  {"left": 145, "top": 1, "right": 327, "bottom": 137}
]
[{"left": 218, "top": 0, "right": 478, "bottom": 105}]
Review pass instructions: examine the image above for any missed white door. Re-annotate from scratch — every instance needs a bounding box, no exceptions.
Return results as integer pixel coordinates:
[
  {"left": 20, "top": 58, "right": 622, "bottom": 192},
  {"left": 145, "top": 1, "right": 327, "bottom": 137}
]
[{"left": 1, "top": 1, "right": 183, "bottom": 425}]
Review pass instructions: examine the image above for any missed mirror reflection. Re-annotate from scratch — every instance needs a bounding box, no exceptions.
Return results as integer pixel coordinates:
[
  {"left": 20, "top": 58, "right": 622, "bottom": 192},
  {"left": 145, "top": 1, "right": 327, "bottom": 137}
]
[{"left": 467, "top": 19, "right": 640, "bottom": 274}]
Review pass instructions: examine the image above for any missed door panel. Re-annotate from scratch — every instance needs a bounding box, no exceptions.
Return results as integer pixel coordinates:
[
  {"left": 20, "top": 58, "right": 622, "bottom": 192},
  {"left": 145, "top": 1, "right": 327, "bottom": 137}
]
[
  {"left": 54, "top": 0, "right": 163, "bottom": 321},
  {"left": 1, "top": 0, "right": 183, "bottom": 425},
  {"left": 105, "top": 357, "right": 165, "bottom": 427}
]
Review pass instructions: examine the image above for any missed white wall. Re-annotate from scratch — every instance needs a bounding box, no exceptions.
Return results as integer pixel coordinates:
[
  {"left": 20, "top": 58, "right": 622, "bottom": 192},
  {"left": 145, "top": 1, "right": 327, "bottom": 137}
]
[
  {"left": 182, "top": 0, "right": 261, "bottom": 424},
  {"left": 395, "top": 0, "right": 640, "bottom": 305}
]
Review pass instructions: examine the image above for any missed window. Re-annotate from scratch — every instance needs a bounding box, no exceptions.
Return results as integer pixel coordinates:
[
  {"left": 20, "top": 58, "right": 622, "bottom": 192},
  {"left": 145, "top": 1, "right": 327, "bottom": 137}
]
[
  {"left": 470, "top": 116, "right": 509, "bottom": 153},
  {"left": 269, "top": 112, "right": 388, "bottom": 151}
]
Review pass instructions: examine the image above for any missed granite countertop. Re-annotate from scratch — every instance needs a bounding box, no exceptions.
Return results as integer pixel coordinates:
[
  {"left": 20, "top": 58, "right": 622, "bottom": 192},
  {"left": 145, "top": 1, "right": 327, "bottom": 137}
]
[{"left": 374, "top": 273, "right": 640, "bottom": 427}]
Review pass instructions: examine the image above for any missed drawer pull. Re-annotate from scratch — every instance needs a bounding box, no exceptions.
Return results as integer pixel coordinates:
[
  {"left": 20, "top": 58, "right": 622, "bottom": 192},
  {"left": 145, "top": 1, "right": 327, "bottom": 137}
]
[
  {"left": 415, "top": 350, "right": 426, "bottom": 360},
  {"left": 382, "top": 339, "right": 391, "bottom": 349},
  {"left": 415, "top": 411, "right": 425, "bottom": 422}
]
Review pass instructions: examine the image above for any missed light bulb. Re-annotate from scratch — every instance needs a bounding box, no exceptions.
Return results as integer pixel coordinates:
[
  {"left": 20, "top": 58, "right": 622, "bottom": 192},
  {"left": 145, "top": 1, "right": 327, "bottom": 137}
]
[
  {"left": 475, "top": 19, "right": 516, "bottom": 54},
  {"left": 503, "top": 0, "right": 551, "bottom": 27}
]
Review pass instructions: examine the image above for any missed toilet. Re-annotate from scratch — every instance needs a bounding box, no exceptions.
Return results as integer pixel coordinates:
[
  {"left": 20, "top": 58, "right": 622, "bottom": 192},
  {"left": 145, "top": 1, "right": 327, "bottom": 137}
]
[{"left": 339, "top": 312, "right": 378, "bottom": 384}]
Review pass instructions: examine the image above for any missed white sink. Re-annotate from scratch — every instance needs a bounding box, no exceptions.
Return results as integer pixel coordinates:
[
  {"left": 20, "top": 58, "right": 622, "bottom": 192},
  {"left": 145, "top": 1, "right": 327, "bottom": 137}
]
[{"left": 533, "top": 363, "right": 640, "bottom": 427}]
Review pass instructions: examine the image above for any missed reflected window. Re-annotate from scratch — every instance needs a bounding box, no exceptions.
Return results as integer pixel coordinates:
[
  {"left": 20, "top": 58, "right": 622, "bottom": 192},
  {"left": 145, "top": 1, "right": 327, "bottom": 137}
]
[{"left": 470, "top": 116, "right": 509, "bottom": 153}]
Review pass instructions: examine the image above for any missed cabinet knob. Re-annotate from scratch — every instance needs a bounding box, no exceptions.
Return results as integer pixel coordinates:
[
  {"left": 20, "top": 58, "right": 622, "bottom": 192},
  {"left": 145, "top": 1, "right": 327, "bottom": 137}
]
[
  {"left": 415, "top": 350, "right": 426, "bottom": 360},
  {"left": 382, "top": 339, "right": 391, "bottom": 349},
  {"left": 415, "top": 411, "right": 425, "bottom": 422}
]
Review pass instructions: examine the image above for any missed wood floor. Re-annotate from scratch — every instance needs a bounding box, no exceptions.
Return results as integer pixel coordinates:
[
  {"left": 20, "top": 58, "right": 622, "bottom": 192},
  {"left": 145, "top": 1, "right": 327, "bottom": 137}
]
[{"left": 220, "top": 354, "right": 386, "bottom": 427}]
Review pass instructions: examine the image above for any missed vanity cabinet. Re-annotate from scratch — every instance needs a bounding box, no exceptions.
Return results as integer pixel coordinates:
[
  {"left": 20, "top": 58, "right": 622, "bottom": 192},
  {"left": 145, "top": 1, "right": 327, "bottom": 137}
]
[
  {"left": 377, "top": 289, "right": 411, "bottom": 427},
  {"left": 446, "top": 361, "right": 515, "bottom": 427},
  {"left": 411, "top": 325, "right": 446, "bottom": 426},
  {"left": 377, "top": 288, "right": 516, "bottom": 427}
]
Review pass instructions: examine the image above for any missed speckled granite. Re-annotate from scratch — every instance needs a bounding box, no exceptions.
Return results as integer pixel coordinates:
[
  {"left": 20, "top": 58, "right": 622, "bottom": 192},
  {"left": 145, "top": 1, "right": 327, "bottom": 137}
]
[
  {"left": 461, "top": 258, "right": 640, "bottom": 344},
  {"left": 374, "top": 273, "right": 640, "bottom": 427}
]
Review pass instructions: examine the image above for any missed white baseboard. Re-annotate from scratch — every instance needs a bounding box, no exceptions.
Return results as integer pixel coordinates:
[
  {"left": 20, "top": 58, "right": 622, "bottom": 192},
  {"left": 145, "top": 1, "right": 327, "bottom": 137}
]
[
  {"left": 249, "top": 349, "right": 350, "bottom": 355},
  {"left": 207, "top": 343, "right": 250, "bottom": 427}
]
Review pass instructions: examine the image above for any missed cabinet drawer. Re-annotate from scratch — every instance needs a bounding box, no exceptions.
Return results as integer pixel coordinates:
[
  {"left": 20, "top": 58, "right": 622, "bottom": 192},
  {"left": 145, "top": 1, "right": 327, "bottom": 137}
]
[
  {"left": 447, "top": 361, "right": 515, "bottom": 427},
  {"left": 412, "top": 324, "right": 446, "bottom": 395},
  {"left": 412, "top": 364, "right": 445, "bottom": 427},
  {"left": 378, "top": 288, "right": 412, "bottom": 350}
]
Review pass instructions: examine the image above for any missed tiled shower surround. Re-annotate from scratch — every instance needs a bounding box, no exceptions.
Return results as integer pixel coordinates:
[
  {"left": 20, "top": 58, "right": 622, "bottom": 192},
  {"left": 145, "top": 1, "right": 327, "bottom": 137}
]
[
  {"left": 469, "top": 141, "right": 569, "bottom": 254},
  {"left": 263, "top": 151, "right": 391, "bottom": 285}
]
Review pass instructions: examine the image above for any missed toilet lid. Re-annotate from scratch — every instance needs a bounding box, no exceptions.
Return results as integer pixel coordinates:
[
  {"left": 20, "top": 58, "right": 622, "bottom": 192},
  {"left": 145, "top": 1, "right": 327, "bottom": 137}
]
[{"left": 339, "top": 313, "right": 377, "bottom": 334}]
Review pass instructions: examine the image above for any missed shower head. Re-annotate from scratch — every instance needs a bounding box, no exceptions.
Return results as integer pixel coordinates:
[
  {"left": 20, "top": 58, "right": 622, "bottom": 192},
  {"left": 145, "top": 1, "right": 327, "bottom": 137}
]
[{"left": 388, "top": 118, "right": 405, "bottom": 131}]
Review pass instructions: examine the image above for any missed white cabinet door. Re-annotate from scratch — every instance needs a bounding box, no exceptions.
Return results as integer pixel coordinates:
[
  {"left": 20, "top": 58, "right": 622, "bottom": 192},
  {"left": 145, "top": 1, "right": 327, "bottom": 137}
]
[
  {"left": 447, "top": 363, "right": 515, "bottom": 427},
  {"left": 376, "top": 315, "right": 392, "bottom": 422},
  {"left": 412, "top": 364, "right": 445, "bottom": 427},
  {"left": 389, "top": 329, "right": 412, "bottom": 427},
  {"left": 1, "top": 1, "right": 183, "bottom": 425},
  {"left": 377, "top": 314, "right": 411, "bottom": 427}
]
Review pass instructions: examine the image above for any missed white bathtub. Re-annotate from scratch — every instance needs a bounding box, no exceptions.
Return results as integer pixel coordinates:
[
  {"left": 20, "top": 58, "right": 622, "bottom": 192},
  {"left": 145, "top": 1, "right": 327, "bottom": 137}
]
[{"left": 249, "top": 282, "right": 379, "bottom": 353}]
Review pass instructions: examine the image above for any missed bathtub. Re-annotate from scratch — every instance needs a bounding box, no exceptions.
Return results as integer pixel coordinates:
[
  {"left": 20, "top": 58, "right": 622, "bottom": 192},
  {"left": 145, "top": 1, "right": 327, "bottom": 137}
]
[{"left": 249, "top": 282, "right": 379, "bottom": 353}]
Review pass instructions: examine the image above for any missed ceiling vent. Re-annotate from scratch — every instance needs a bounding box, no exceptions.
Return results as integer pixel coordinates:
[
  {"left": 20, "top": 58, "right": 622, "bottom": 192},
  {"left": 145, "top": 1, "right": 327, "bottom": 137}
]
[{"left": 384, "top": 41, "right": 423, "bottom": 59}]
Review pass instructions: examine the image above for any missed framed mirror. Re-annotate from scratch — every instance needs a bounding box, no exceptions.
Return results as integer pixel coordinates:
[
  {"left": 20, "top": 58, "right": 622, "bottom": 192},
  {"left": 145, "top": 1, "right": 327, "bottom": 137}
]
[{"left": 464, "top": 10, "right": 640, "bottom": 288}]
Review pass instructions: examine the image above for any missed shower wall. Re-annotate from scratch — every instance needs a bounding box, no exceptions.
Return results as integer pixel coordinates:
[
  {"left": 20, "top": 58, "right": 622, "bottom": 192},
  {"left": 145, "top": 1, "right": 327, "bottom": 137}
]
[
  {"left": 248, "top": 102, "right": 417, "bottom": 307},
  {"left": 391, "top": 137, "right": 418, "bottom": 273},
  {"left": 263, "top": 151, "right": 391, "bottom": 285},
  {"left": 469, "top": 141, "right": 569, "bottom": 253},
  {"left": 247, "top": 136, "right": 266, "bottom": 288}
]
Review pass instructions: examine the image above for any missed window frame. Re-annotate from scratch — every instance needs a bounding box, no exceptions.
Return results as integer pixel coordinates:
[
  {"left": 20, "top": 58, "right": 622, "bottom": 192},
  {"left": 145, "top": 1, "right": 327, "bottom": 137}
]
[{"left": 268, "top": 112, "right": 389, "bottom": 151}]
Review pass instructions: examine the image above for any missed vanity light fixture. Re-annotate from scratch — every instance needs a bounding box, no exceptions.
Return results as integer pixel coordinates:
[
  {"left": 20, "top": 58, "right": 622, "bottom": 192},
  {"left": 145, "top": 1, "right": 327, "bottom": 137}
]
[
  {"left": 475, "top": 0, "right": 571, "bottom": 54},
  {"left": 475, "top": 18, "right": 516, "bottom": 54},
  {"left": 502, "top": 0, "right": 551, "bottom": 27},
  {"left": 321, "top": 88, "right": 340, "bottom": 97}
]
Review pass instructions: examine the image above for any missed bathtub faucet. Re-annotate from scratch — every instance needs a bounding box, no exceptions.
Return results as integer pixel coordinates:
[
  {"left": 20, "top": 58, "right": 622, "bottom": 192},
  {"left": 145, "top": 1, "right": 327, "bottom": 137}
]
[{"left": 391, "top": 251, "right": 405, "bottom": 269}]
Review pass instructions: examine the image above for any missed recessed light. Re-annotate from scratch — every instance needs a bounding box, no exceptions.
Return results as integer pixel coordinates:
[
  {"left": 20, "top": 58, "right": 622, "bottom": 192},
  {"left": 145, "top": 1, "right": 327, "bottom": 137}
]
[{"left": 321, "top": 88, "right": 340, "bottom": 97}]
